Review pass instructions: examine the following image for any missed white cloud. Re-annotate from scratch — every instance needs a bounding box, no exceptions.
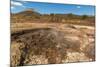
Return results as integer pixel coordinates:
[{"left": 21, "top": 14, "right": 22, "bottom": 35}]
[
  {"left": 11, "top": 1, "right": 23, "bottom": 6},
  {"left": 11, "top": 1, "right": 25, "bottom": 9},
  {"left": 11, "top": 6, "right": 14, "bottom": 9},
  {"left": 77, "top": 6, "right": 81, "bottom": 9}
]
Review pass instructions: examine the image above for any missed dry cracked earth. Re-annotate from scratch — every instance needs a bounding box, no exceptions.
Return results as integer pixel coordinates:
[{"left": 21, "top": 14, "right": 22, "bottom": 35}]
[{"left": 11, "top": 23, "right": 95, "bottom": 67}]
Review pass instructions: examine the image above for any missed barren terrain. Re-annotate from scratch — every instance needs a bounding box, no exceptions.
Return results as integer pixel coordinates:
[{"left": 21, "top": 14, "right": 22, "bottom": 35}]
[
  {"left": 11, "top": 10, "right": 95, "bottom": 66},
  {"left": 11, "top": 22, "right": 95, "bottom": 66}
]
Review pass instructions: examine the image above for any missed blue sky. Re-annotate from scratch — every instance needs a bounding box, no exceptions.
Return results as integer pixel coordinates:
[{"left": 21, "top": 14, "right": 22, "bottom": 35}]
[{"left": 11, "top": 0, "right": 95, "bottom": 16}]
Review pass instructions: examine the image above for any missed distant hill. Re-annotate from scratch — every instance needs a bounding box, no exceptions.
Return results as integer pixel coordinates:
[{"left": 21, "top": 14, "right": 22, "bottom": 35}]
[
  {"left": 11, "top": 9, "right": 95, "bottom": 26},
  {"left": 11, "top": 9, "right": 41, "bottom": 23}
]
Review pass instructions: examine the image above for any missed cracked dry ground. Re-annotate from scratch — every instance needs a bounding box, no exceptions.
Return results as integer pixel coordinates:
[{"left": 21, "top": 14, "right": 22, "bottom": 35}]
[{"left": 11, "top": 23, "right": 95, "bottom": 66}]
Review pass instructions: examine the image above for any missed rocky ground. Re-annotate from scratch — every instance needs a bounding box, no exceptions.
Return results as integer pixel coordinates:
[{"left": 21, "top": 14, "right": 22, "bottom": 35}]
[{"left": 11, "top": 23, "right": 95, "bottom": 67}]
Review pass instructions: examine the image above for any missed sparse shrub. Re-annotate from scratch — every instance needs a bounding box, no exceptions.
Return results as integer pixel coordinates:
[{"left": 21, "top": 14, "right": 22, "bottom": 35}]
[{"left": 81, "top": 15, "right": 88, "bottom": 20}]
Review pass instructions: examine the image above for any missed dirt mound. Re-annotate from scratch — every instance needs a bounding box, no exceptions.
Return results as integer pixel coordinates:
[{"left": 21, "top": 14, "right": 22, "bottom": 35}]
[{"left": 11, "top": 28, "right": 72, "bottom": 66}]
